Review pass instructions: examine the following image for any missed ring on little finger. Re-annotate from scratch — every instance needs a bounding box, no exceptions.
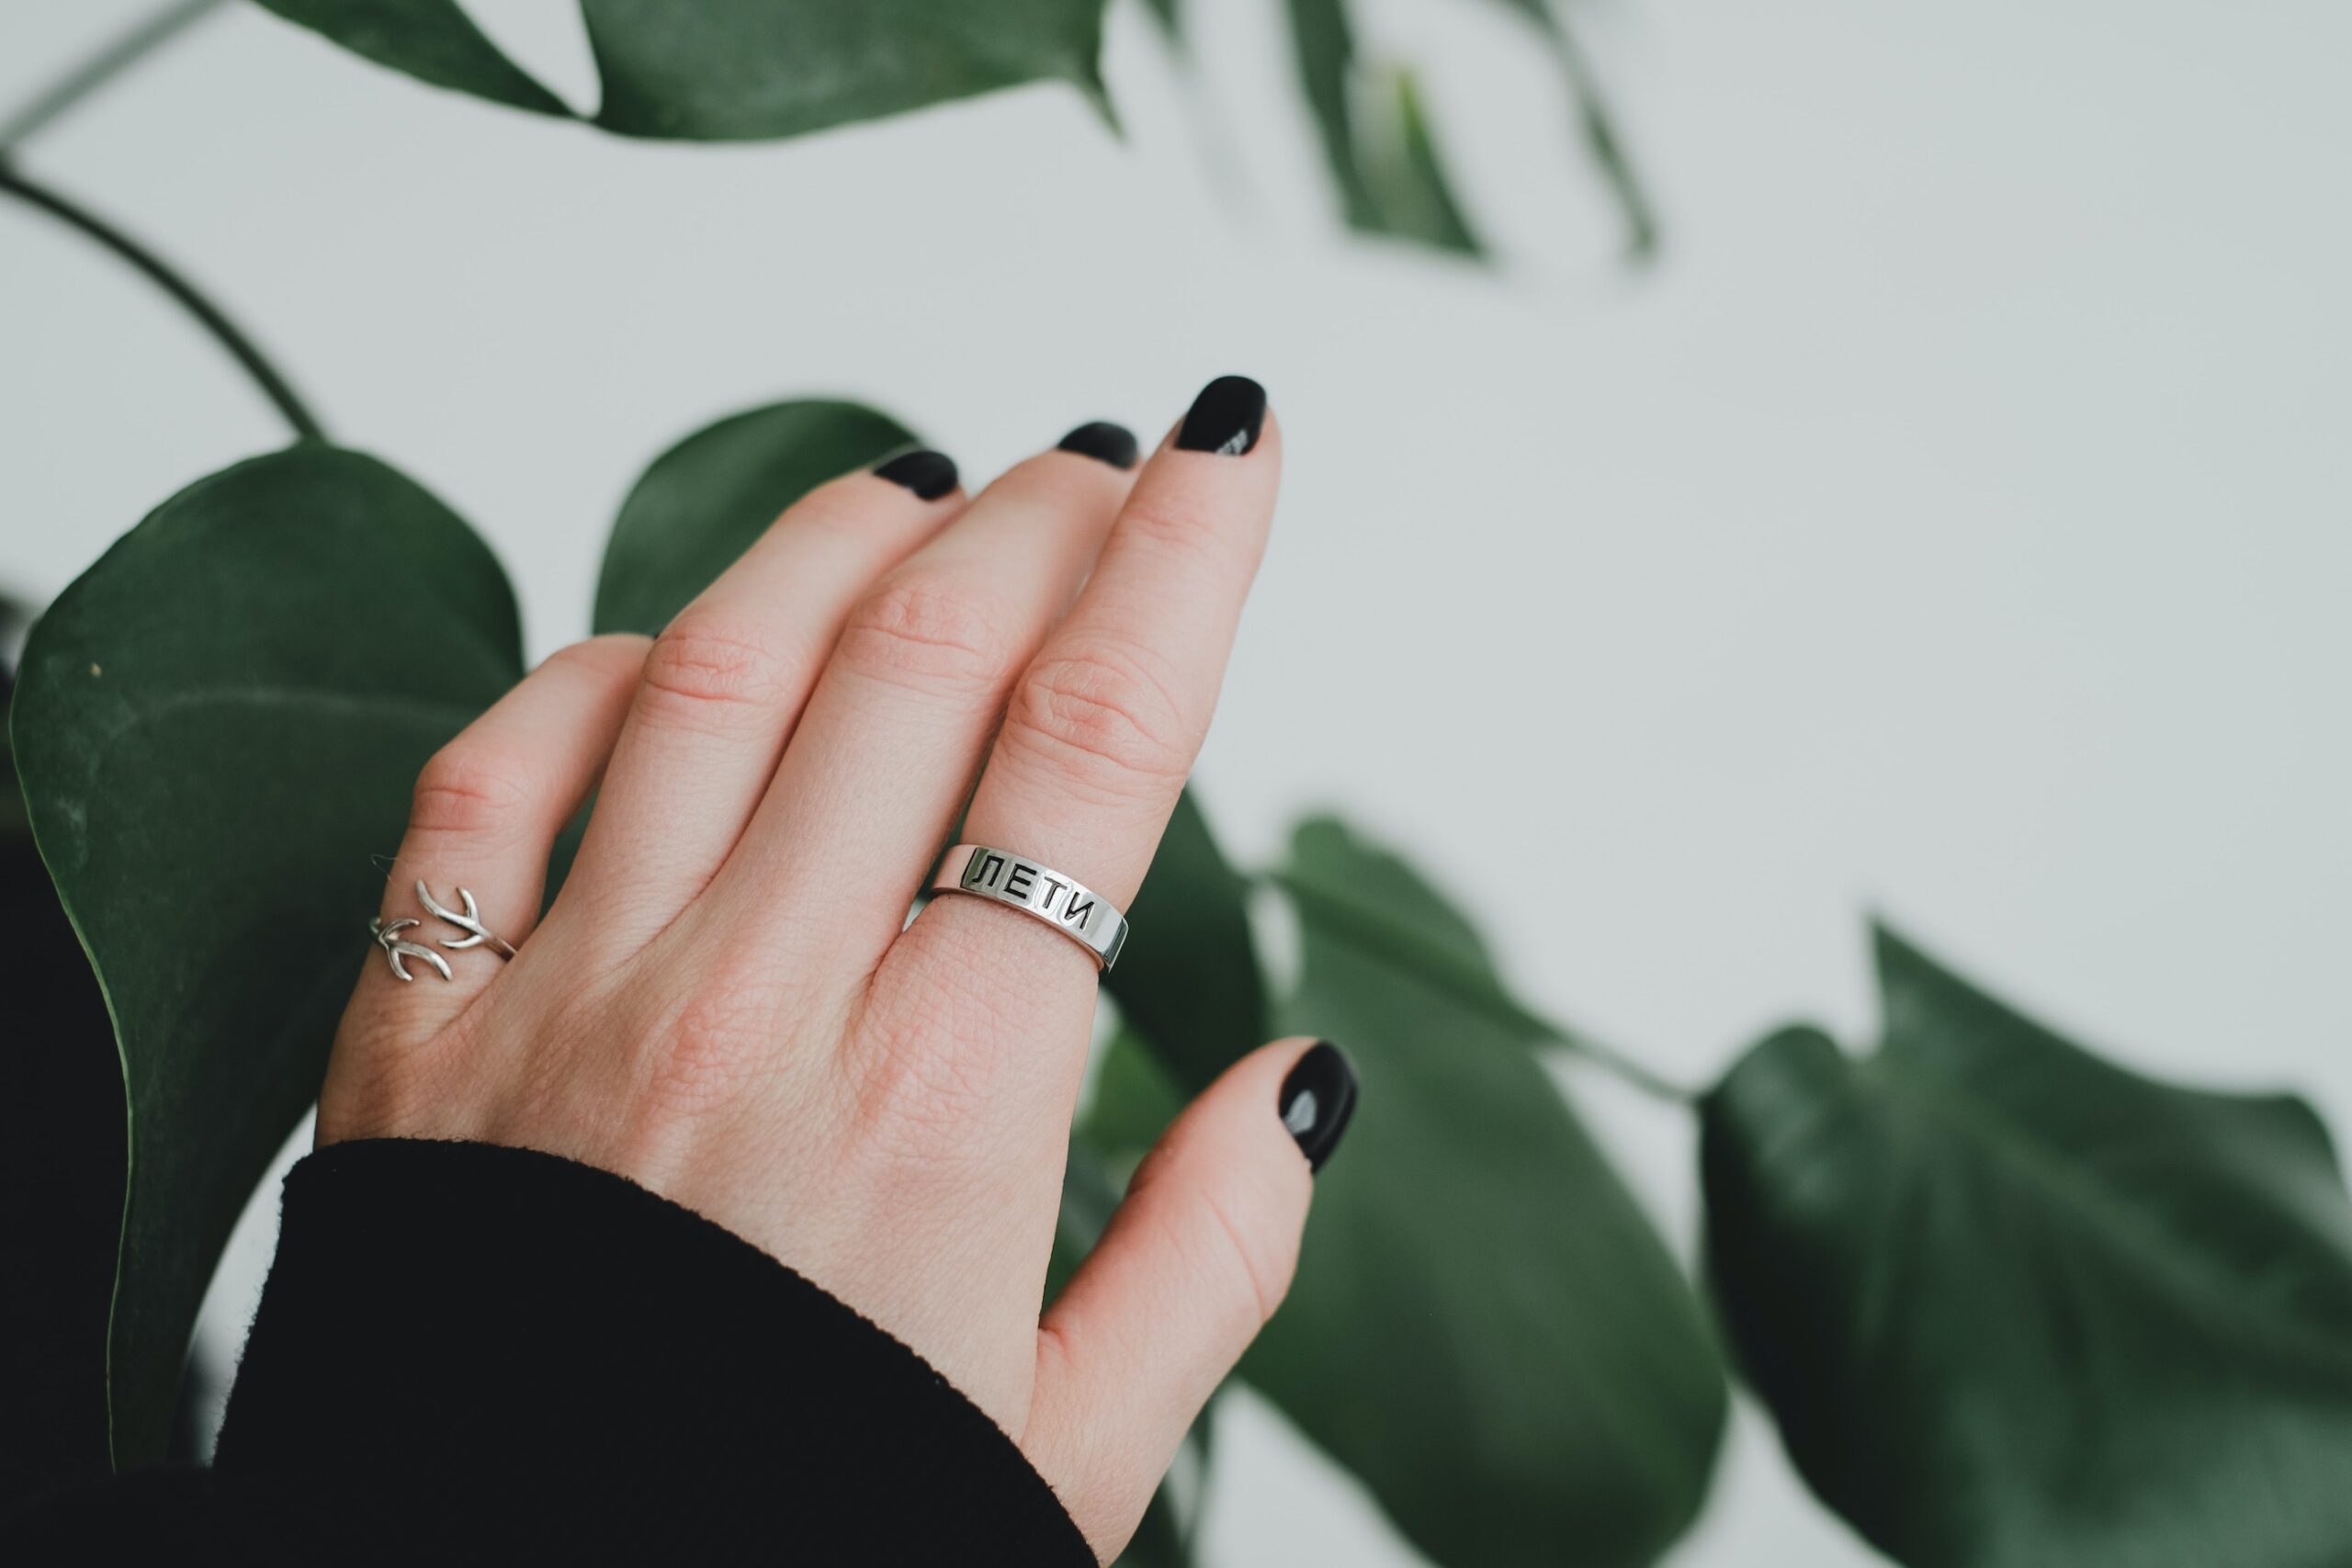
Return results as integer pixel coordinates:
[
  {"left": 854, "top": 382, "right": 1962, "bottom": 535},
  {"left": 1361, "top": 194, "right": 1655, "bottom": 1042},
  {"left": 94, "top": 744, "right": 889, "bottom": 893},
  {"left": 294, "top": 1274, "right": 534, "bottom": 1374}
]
[{"left": 369, "top": 879, "right": 517, "bottom": 982}]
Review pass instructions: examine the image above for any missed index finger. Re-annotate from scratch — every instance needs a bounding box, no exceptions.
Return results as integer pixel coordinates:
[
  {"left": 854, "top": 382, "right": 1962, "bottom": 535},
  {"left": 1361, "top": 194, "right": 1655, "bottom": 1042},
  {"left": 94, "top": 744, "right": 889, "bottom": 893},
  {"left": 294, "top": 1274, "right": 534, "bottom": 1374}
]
[{"left": 886, "top": 375, "right": 1277, "bottom": 1016}]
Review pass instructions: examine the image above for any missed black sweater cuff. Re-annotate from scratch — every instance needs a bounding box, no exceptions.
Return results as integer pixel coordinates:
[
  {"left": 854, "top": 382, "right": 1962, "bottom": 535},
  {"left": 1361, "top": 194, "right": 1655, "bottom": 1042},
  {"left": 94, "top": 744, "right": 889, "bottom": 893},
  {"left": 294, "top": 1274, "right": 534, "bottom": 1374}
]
[{"left": 213, "top": 1138, "right": 1093, "bottom": 1565}]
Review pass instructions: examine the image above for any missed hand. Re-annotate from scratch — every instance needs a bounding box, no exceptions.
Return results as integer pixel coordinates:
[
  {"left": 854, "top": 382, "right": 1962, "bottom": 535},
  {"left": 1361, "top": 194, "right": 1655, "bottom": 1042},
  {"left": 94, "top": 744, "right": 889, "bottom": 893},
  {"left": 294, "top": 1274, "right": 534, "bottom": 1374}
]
[{"left": 318, "top": 380, "right": 1352, "bottom": 1558}]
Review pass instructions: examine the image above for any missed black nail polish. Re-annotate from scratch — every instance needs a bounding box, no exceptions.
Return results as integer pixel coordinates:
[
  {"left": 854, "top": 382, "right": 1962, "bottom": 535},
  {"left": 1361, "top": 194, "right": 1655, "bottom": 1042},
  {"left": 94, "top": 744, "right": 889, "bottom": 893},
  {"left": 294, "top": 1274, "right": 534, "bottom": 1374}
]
[
  {"left": 872, "top": 448, "right": 958, "bottom": 501},
  {"left": 1278, "top": 1042, "right": 1358, "bottom": 1173},
  {"left": 1057, "top": 421, "right": 1140, "bottom": 470},
  {"left": 1175, "top": 375, "right": 1267, "bottom": 457}
]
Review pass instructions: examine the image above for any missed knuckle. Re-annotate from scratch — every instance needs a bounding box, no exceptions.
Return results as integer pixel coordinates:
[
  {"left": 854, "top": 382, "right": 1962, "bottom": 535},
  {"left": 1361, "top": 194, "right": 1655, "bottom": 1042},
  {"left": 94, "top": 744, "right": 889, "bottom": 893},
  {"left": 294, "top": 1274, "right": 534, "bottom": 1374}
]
[
  {"left": 1002, "top": 642, "right": 1194, "bottom": 795},
  {"left": 834, "top": 574, "right": 1012, "bottom": 695},
  {"left": 410, "top": 746, "right": 535, "bottom": 838},
  {"left": 637, "top": 618, "right": 797, "bottom": 728},
  {"left": 1120, "top": 490, "right": 1248, "bottom": 565}
]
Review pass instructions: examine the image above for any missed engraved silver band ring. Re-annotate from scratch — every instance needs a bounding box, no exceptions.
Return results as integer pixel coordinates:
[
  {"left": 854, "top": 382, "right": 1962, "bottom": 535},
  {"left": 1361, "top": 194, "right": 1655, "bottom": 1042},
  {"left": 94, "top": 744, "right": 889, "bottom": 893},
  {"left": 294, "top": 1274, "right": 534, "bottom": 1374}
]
[
  {"left": 928, "top": 844, "right": 1129, "bottom": 971},
  {"left": 370, "top": 879, "right": 518, "bottom": 982}
]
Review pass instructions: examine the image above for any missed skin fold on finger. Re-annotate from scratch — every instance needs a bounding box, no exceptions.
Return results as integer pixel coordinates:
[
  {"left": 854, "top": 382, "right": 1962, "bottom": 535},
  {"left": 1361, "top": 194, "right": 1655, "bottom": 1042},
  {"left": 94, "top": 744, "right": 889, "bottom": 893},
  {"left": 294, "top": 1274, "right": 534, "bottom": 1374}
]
[
  {"left": 321, "top": 633, "right": 648, "bottom": 1140},
  {"left": 555, "top": 463, "right": 967, "bottom": 954},
  {"left": 693, "top": 435, "right": 1142, "bottom": 989},
  {"left": 1023, "top": 1036, "right": 1341, "bottom": 1559}
]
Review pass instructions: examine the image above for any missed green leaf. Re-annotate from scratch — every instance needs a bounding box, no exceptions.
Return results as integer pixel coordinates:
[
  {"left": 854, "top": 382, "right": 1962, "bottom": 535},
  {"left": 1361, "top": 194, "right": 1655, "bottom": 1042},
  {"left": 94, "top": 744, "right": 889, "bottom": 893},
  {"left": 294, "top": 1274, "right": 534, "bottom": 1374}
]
[
  {"left": 256, "top": 0, "right": 1111, "bottom": 142},
  {"left": 1, "top": 660, "right": 120, "bottom": 1502},
  {"left": 1242, "top": 817, "right": 1725, "bottom": 1567},
  {"left": 1356, "top": 66, "right": 1481, "bottom": 258},
  {"left": 1469, "top": 0, "right": 1658, "bottom": 260},
  {"left": 594, "top": 400, "right": 917, "bottom": 637},
  {"left": 1285, "top": 0, "right": 1484, "bottom": 257},
  {"left": 11, "top": 446, "right": 520, "bottom": 1462},
  {"left": 1702, "top": 925, "right": 2352, "bottom": 1568},
  {"left": 1101, "top": 789, "right": 1267, "bottom": 1097},
  {"left": 582, "top": 0, "right": 1110, "bottom": 140},
  {"left": 253, "top": 0, "right": 571, "bottom": 118}
]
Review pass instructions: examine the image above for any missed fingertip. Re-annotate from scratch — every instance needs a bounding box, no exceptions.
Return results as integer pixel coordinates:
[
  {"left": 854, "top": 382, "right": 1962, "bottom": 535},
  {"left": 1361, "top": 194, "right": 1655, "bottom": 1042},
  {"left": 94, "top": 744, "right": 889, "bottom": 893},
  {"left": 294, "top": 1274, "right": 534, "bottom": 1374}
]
[
  {"left": 1276, "top": 1039, "right": 1357, "bottom": 1174},
  {"left": 870, "top": 446, "right": 961, "bottom": 501}
]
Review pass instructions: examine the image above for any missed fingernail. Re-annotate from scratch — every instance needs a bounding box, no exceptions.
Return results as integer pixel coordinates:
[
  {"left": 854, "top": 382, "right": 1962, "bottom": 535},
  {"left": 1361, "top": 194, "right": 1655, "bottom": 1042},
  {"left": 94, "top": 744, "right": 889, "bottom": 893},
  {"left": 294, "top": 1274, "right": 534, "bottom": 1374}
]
[
  {"left": 872, "top": 447, "right": 958, "bottom": 500},
  {"left": 1278, "top": 1042, "right": 1358, "bottom": 1173},
  {"left": 1057, "top": 421, "right": 1140, "bottom": 470},
  {"left": 1175, "top": 375, "right": 1268, "bottom": 457}
]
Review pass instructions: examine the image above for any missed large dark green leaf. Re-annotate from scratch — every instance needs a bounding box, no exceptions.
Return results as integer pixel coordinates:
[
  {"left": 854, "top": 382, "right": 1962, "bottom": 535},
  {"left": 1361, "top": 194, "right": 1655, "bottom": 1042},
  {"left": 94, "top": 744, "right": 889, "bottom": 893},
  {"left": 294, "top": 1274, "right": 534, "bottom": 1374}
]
[
  {"left": 1284, "top": 0, "right": 1483, "bottom": 257},
  {"left": 11, "top": 446, "right": 520, "bottom": 1461},
  {"left": 594, "top": 400, "right": 915, "bottom": 636},
  {"left": 0, "top": 649, "right": 120, "bottom": 1503},
  {"left": 1101, "top": 789, "right": 1266, "bottom": 1097},
  {"left": 253, "top": 0, "right": 572, "bottom": 118},
  {"left": 1238, "top": 817, "right": 1726, "bottom": 1566},
  {"left": 254, "top": 0, "right": 1109, "bottom": 141},
  {"left": 582, "top": 0, "right": 1108, "bottom": 140},
  {"left": 1702, "top": 925, "right": 2352, "bottom": 1568}
]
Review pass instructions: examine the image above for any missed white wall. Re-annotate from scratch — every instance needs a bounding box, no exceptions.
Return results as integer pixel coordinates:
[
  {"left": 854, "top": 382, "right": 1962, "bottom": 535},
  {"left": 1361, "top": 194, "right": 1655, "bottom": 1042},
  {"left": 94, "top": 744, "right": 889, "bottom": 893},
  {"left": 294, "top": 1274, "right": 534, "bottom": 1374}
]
[{"left": 6, "top": 3, "right": 2348, "bottom": 1563}]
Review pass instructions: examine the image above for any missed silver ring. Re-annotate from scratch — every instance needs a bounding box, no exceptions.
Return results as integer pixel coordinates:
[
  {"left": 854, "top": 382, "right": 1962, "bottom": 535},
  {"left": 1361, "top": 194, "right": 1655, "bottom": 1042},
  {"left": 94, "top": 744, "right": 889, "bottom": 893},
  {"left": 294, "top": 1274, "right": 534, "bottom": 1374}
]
[
  {"left": 928, "top": 845, "right": 1129, "bottom": 970},
  {"left": 369, "top": 879, "right": 517, "bottom": 982}
]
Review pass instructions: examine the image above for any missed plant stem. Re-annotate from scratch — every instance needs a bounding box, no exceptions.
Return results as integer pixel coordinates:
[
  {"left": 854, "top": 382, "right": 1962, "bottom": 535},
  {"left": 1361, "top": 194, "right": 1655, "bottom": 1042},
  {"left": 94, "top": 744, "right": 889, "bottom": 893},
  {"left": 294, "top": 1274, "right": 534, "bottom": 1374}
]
[
  {"left": 1268, "top": 870, "right": 1698, "bottom": 1105},
  {"left": 0, "top": 0, "right": 230, "bottom": 150},
  {"left": 0, "top": 159, "right": 326, "bottom": 444}
]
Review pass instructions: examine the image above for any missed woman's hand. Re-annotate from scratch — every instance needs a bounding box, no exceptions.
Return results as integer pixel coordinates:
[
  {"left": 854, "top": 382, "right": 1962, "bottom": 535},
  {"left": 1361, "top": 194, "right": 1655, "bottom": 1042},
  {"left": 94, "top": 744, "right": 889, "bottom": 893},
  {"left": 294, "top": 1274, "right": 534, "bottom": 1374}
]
[{"left": 316, "top": 379, "right": 1351, "bottom": 1559}]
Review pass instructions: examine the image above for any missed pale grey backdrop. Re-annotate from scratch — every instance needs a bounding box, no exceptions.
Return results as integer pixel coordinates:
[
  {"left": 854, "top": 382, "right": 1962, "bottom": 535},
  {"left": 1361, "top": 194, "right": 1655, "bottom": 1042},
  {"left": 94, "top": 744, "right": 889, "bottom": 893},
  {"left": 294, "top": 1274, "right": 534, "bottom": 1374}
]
[{"left": 6, "top": 2, "right": 2348, "bottom": 1563}]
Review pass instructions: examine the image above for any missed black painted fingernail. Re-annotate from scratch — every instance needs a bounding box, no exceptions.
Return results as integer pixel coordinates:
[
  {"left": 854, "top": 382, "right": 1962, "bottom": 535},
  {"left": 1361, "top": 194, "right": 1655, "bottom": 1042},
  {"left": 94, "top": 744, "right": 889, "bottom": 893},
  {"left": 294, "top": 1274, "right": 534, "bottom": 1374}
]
[
  {"left": 1057, "top": 421, "right": 1140, "bottom": 470},
  {"left": 1175, "top": 375, "right": 1268, "bottom": 457},
  {"left": 872, "top": 447, "right": 958, "bottom": 500},
  {"left": 1278, "top": 1042, "right": 1357, "bottom": 1173}
]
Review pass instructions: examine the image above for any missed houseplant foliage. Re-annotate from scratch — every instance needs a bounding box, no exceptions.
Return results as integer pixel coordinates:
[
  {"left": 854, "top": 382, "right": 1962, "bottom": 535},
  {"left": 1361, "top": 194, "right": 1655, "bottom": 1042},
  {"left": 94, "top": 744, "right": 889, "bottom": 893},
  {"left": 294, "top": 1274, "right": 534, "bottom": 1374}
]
[
  {"left": 9, "top": 4, "right": 2352, "bottom": 1566},
  {"left": 12, "top": 406, "right": 1730, "bottom": 1564},
  {"left": 1702, "top": 927, "right": 2352, "bottom": 1568},
  {"left": 248, "top": 0, "right": 1657, "bottom": 260}
]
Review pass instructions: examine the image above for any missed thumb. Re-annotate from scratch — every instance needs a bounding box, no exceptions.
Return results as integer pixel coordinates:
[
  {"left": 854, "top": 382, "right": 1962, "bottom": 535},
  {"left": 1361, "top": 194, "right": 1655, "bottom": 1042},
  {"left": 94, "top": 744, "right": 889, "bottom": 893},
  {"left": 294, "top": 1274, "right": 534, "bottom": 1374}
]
[{"left": 1023, "top": 1038, "right": 1358, "bottom": 1559}]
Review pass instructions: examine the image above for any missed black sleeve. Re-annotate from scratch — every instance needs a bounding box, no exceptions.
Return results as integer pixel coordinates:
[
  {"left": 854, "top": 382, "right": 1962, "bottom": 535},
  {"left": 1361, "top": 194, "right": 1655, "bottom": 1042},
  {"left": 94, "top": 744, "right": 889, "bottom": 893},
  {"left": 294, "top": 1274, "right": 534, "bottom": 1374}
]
[{"left": 8, "top": 1139, "right": 1096, "bottom": 1566}]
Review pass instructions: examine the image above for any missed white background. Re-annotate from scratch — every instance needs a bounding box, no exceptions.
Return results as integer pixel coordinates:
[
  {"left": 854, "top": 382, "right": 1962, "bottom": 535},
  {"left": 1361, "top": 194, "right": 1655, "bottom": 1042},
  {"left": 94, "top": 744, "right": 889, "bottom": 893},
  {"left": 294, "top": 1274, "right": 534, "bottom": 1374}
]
[{"left": 6, "top": 3, "right": 2348, "bottom": 1563}]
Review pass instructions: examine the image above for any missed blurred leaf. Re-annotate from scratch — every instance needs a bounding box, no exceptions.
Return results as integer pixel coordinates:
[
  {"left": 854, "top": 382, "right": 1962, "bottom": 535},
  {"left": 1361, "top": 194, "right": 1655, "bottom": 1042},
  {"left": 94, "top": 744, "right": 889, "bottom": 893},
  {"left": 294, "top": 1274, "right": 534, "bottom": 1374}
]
[
  {"left": 587, "top": 0, "right": 1110, "bottom": 139},
  {"left": 1139, "top": 0, "right": 1182, "bottom": 39},
  {"left": 1102, "top": 790, "right": 1267, "bottom": 1097},
  {"left": 1242, "top": 817, "right": 1725, "bottom": 1567},
  {"left": 0, "top": 642, "right": 122, "bottom": 1503},
  {"left": 594, "top": 400, "right": 916, "bottom": 637},
  {"left": 1472, "top": 0, "right": 1658, "bottom": 260},
  {"left": 1285, "top": 0, "right": 1483, "bottom": 258},
  {"left": 253, "top": 0, "right": 571, "bottom": 118},
  {"left": 256, "top": 0, "right": 1109, "bottom": 141},
  {"left": 1702, "top": 925, "right": 2352, "bottom": 1568},
  {"left": 1356, "top": 66, "right": 1481, "bottom": 257},
  {"left": 10, "top": 446, "right": 520, "bottom": 1462}
]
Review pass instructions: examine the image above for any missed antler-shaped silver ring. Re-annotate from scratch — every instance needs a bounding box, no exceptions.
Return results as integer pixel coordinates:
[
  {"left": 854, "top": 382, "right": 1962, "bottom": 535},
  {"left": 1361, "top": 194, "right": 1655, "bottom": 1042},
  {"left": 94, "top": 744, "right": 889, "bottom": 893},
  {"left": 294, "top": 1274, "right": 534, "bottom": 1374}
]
[
  {"left": 369, "top": 881, "right": 518, "bottom": 982},
  {"left": 415, "top": 881, "right": 518, "bottom": 959},
  {"left": 371, "top": 916, "right": 453, "bottom": 983}
]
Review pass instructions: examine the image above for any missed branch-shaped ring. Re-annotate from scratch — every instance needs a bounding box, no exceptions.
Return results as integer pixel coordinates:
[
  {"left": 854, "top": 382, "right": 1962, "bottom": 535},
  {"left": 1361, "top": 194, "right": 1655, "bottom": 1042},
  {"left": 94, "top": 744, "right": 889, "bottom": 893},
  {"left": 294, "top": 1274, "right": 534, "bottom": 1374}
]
[
  {"left": 415, "top": 882, "right": 519, "bottom": 959},
  {"left": 369, "top": 881, "right": 517, "bottom": 982},
  {"left": 370, "top": 917, "right": 452, "bottom": 983}
]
